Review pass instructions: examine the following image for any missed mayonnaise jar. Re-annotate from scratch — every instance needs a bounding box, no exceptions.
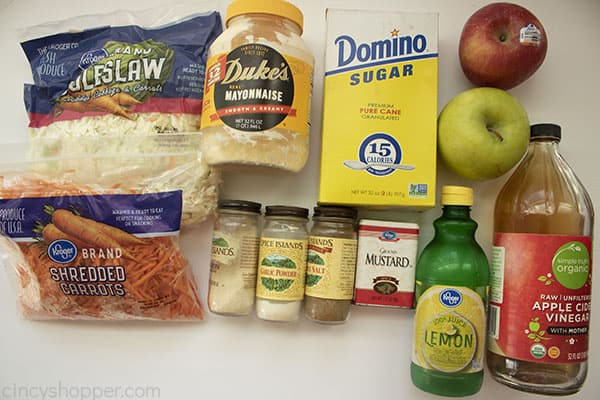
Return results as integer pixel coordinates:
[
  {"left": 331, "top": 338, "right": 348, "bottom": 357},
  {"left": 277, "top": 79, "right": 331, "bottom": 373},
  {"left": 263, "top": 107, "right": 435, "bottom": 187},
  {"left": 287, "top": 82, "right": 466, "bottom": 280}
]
[{"left": 200, "top": 0, "right": 314, "bottom": 172}]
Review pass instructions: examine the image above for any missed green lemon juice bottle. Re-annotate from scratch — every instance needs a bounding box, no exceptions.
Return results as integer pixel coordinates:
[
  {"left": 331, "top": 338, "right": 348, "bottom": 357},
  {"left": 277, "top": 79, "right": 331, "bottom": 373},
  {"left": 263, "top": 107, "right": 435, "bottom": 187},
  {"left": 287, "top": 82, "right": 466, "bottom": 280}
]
[{"left": 411, "top": 186, "right": 490, "bottom": 396}]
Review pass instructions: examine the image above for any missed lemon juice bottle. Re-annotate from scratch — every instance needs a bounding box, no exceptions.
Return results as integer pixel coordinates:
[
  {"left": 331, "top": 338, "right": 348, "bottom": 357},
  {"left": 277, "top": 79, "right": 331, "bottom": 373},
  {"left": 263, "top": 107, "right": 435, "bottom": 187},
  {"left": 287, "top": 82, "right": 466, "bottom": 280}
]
[{"left": 411, "top": 186, "right": 490, "bottom": 396}]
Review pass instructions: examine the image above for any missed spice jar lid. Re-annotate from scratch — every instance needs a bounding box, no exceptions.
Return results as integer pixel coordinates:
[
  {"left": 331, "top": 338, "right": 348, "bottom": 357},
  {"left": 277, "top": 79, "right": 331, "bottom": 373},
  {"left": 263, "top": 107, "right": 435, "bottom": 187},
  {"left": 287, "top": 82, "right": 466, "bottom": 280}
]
[
  {"left": 313, "top": 205, "right": 357, "bottom": 220},
  {"left": 226, "top": 0, "right": 304, "bottom": 33},
  {"left": 265, "top": 205, "right": 308, "bottom": 219},
  {"left": 218, "top": 199, "right": 262, "bottom": 214},
  {"left": 531, "top": 123, "right": 561, "bottom": 140}
]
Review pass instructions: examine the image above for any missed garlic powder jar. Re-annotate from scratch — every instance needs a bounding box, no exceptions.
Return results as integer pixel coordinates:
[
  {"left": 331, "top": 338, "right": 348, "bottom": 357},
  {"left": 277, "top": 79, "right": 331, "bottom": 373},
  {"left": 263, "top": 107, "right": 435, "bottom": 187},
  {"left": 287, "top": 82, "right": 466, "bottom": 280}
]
[
  {"left": 200, "top": 0, "right": 314, "bottom": 172},
  {"left": 256, "top": 206, "right": 309, "bottom": 322}
]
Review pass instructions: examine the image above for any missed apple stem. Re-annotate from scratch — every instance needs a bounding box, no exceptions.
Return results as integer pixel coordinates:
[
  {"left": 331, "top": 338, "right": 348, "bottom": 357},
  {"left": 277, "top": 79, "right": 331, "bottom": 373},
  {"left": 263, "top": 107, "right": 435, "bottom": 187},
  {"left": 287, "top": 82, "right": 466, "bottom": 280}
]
[{"left": 487, "top": 126, "right": 504, "bottom": 142}]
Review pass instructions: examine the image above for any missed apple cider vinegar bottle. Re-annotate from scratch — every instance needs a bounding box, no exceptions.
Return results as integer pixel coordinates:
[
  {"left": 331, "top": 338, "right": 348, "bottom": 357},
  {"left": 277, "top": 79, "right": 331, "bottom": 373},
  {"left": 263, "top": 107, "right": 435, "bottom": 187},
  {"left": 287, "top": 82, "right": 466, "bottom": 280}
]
[{"left": 487, "top": 124, "right": 594, "bottom": 395}]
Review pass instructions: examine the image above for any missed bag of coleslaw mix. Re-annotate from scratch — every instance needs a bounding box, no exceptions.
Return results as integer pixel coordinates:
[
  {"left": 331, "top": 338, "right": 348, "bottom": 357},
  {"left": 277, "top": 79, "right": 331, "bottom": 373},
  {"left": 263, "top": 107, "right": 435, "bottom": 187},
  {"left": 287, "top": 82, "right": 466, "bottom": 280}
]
[
  {"left": 22, "top": 9, "right": 222, "bottom": 138},
  {"left": 0, "top": 135, "right": 211, "bottom": 321},
  {"left": 19, "top": 8, "right": 224, "bottom": 226},
  {"left": 0, "top": 7, "right": 224, "bottom": 320}
]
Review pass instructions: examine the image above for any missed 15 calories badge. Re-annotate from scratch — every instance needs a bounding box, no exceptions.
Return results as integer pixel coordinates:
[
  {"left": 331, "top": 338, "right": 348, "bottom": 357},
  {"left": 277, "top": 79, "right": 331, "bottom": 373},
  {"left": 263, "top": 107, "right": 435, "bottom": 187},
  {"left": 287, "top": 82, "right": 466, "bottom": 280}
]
[{"left": 343, "top": 133, "right": 415, "bottom": 176}]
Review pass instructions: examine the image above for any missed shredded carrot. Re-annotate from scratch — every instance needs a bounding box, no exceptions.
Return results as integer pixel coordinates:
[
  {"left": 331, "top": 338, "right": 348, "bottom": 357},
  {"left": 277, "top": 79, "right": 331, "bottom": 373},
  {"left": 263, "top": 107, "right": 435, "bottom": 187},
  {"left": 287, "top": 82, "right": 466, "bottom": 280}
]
[{"left": 0, "top": 175, "right": 203, "bottom": 321}]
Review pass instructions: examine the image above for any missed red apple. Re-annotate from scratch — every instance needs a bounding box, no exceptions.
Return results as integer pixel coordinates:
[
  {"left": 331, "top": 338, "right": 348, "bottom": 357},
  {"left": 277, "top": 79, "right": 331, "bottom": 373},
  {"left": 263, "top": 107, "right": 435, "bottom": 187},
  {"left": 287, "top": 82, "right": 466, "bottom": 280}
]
[{"left": 459, "top": 2, "right": 548, "bottom": 90}]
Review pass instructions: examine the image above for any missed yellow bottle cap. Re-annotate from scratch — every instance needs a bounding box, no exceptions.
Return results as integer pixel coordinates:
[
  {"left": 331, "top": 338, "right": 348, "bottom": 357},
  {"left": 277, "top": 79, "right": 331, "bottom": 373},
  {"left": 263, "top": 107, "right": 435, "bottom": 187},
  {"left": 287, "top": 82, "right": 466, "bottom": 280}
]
[
  {"left": 226, "top": 0, "right": 304, "bottom": 33},
  {"left": 441, "top": 185, "right": 474, "bottom": 207}
]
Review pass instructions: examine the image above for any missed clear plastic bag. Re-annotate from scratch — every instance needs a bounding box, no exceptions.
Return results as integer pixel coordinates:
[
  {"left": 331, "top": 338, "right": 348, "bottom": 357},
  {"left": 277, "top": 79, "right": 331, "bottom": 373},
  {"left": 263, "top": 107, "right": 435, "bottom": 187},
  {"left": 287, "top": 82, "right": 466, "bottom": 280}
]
[
  {"left": 0, "top": 134, "right": 217, "bottom": 320},
  {"left": 5, "top": 133, "right": 220, "bottom": 226}
]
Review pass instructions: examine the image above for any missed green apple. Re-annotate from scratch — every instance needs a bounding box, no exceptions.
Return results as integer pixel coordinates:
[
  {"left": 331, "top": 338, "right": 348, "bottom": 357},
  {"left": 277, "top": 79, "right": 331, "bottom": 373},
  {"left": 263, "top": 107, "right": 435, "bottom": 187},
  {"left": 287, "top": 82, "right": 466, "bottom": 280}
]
[{"left": 438, "top": 87, "right": 530, "bottom": 180}]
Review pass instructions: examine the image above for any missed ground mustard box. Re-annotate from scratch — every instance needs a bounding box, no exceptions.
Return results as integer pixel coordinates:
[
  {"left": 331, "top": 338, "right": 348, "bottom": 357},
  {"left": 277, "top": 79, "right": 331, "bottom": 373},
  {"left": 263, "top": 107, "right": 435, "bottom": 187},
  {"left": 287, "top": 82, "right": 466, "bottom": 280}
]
[{"left": 318, "top": 9, "right": 438, "bottom": 208}]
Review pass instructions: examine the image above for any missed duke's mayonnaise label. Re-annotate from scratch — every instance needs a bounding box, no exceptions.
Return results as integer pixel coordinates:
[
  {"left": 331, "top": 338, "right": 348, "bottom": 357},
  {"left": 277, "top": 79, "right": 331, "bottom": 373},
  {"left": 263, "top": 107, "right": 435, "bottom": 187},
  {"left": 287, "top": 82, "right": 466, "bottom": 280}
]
[
  {"left": 202, "top": 44, "right": 312, "bottom": 135},
  {"left": 318, "top": 9, "right": 438, "bottom": 208}
]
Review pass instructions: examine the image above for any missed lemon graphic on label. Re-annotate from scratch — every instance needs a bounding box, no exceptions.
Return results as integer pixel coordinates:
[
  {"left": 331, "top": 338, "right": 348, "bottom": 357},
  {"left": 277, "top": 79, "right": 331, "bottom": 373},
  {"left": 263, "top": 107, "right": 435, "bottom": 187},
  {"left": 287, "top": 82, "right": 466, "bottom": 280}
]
[
  {"left": 443, "top": 322, "right": 457, "bottom": 336},
  {"left": 413, "top": 286, "right": 486, "bottom": 374}
]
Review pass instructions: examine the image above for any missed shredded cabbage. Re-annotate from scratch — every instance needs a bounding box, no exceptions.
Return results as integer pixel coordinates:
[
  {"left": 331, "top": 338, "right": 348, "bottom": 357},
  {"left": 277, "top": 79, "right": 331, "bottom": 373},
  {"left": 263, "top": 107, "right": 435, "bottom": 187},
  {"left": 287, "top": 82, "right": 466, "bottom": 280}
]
[
  {"left": 24, "top": 132, "right": 219, "bottom": 227},
  {"left": 29, "top": 113, "right": 200, "bottom": 140}
]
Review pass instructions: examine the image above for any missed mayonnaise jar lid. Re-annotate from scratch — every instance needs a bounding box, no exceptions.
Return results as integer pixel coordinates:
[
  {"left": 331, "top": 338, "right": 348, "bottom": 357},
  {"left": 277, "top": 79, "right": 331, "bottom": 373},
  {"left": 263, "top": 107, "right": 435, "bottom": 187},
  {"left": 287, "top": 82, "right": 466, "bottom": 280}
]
[{"left": 226, "top": 0, "right": 304, "bottom": 33}]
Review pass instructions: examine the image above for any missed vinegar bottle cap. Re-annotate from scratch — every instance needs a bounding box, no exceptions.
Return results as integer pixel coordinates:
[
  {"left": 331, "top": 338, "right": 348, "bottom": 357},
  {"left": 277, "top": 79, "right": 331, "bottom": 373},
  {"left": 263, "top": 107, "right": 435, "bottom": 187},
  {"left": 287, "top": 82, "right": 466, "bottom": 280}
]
[
  {"left": 441, "top": 185, "right": 474, "bottom": 207},
  {"left": 531, "top": 123, "right": 561, "bottom": 140}
]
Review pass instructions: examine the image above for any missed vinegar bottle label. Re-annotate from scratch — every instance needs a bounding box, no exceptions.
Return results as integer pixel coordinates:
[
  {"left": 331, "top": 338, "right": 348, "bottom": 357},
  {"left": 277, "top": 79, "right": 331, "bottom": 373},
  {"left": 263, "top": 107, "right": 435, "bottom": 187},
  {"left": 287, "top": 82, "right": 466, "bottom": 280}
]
[
  {"left": 488, "top": 233, "right": 592, "bottom": 363},
  {"left": 412, "top": 285, "right": 487, "bottom": 373}
]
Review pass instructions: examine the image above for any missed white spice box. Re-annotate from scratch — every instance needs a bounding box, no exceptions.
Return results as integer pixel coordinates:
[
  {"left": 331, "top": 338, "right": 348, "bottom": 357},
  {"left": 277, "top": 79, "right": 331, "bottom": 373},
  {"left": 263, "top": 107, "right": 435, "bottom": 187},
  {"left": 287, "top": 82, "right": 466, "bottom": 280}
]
[{"left": 353, "top": 219, "right": 419, "bottom": 308}]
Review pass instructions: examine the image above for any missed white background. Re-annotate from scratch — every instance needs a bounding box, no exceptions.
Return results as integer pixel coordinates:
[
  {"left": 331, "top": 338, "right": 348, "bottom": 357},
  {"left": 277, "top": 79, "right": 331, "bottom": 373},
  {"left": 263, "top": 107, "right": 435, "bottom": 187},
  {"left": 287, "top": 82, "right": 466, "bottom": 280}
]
[{"left": 0, "top": 1, "right": 599, "bottom": 399}]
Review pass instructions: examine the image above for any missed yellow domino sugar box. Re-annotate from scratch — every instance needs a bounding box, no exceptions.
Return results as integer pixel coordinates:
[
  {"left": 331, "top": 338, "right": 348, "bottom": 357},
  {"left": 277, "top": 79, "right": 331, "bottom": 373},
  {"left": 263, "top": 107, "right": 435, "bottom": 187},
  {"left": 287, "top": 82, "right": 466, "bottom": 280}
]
[{"left": 318, "top": 9, "right": 438, "bottom": 208}]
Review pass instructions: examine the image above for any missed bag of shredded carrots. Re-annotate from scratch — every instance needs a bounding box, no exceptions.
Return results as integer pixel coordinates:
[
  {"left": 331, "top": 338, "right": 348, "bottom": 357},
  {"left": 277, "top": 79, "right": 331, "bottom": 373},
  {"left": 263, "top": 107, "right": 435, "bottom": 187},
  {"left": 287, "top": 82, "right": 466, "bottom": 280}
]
[{"left": 0, "top": 138, "right": 206, "bottom": 320}]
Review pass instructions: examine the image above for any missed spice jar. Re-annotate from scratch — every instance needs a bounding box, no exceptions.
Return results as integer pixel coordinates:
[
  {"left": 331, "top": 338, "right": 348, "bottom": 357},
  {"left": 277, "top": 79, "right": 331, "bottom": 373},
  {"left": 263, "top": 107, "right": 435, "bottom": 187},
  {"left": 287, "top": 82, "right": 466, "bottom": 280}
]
[
  {"left": 255, "top": 205, "right": 309, "bottom": 322},
  {"left": 200, "top": 0, "right": 314, "bottom": 172},
  {"left": 208, "top": 199, "right": 262, "bottom": 316},
  {"left": 304, "top": 206, "right": 358, "bottom": 324}
]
